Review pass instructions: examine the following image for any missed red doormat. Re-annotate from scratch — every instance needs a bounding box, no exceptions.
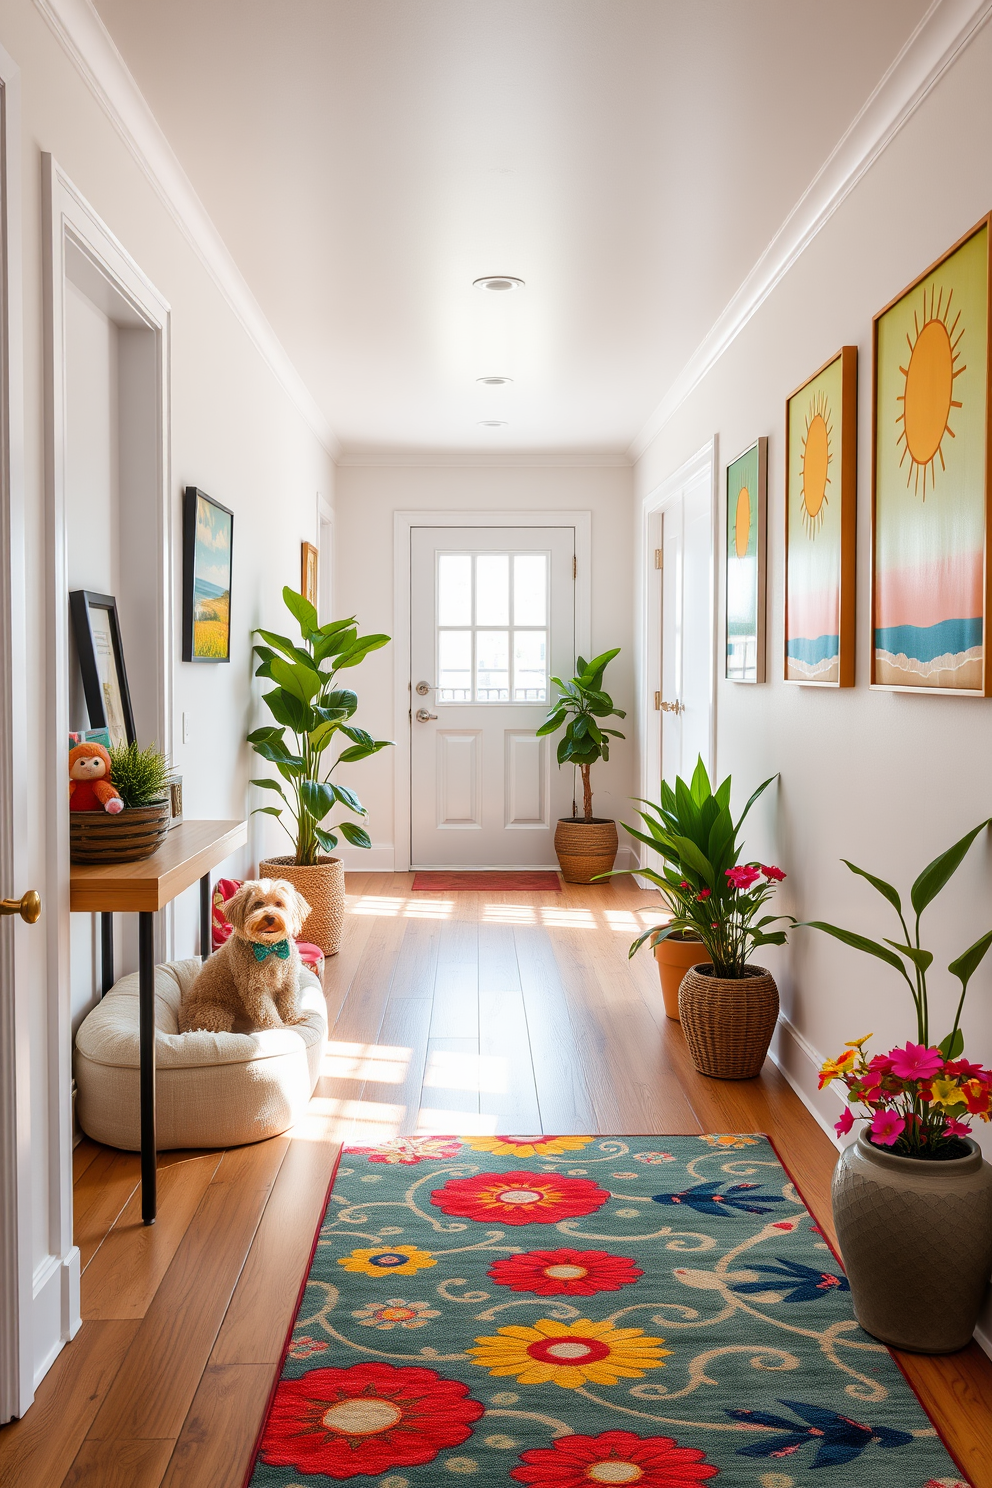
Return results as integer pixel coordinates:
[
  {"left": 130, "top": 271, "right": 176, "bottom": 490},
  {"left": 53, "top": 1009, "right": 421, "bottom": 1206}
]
[{"left": 411, "top": 871, "right": 562, "bottom": 891}]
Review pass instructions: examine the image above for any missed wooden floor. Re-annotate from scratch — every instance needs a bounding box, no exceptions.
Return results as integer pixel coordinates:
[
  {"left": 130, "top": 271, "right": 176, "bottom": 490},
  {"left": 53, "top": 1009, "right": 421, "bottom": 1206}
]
[{"left": 1, "top": 872, "right": 991, "bottom": 1486}]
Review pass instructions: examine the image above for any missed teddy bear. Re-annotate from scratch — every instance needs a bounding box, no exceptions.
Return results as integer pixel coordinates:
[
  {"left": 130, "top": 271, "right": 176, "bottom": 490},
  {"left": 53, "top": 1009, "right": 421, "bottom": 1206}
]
[{"left": 69, "top": 741, "right": 124, "bottom": 813}]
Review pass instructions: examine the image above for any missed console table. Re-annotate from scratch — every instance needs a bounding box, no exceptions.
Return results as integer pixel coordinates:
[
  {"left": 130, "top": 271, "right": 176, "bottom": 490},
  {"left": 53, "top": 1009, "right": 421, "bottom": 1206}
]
[{"left": 70, "top": 818, "right": 247, "bottom": 1223}]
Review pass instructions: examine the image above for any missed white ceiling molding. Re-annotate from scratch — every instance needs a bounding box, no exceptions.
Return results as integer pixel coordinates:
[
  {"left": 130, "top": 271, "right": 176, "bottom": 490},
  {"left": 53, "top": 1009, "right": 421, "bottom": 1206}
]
[
  {"left": 628, "top": 0, "right": 992, "bottom": 463},
  {"left": 33, "top": 0, "right": 341, "bottom": 461},
  {"left": 336, "top": 450, "right": 633, "bottom": 469}
]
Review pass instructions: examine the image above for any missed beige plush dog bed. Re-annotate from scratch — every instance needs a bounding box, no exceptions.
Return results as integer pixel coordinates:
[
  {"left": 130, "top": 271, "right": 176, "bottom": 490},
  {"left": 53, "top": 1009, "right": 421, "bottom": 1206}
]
[{"left": 74, "top": 957, "right": 326, "bottom": 1150}]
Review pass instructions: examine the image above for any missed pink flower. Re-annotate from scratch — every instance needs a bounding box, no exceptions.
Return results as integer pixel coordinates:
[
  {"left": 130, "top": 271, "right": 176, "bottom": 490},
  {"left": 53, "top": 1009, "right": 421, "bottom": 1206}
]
[
  {"left": 679, "top": 880, "right": 690, "bottom": 890},
  {"left": 870, "top": 1109, "right": 906, "bottom": 1146},
  {"left": 945, "top": 1058, "right": 986, "bottom": 1080},
  {"left": 887, "top": 1042, "right": 943, "bottom": 1082},
  {"left": 710, "top": 922, "right": 720, "bottom": 930},
  {"left": 834, "top": 1107, "right": 855, "bottom": 1136},
  {"left": 761, "top": 864, "right": 786, "bottom": 881},
  {"left": 944, "top": 1117, "right": 971, "bottom": 1139},
  {"left": 867, "top": 1053, "right": 895, "bottom": 1075},
  {"left": 725, "top": 865, "right": 760, "bottom": 891},
  {"left": 696, "top": 888, "right": 711, "bottom": 900}
]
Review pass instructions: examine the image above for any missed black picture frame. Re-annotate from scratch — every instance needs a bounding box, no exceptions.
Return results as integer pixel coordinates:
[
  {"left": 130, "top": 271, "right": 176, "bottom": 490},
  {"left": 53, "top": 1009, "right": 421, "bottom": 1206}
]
[
  {"left": 182, "top": 485, "right": 234, "bottom": 663},
  {"left": 68, "top": 591, "right": 136, "bottom": 746}
]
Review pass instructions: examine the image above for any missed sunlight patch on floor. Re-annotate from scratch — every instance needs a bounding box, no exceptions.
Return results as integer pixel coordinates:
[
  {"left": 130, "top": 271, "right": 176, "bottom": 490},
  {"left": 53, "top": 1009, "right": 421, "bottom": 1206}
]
[
  {"left": 416, "top": 1108, "right": 500, "bottom": 1135},
  {"left": 323, "top": 1041, "right": 411, "bottom": 1083},
  {"left": 423, "top": 1049, "right": 508, "bottom": 1093},
  {"left": 482, "top": 902, "right": 537, "bottom": 924},
  {"left": 539, "top": 907, "right": 597, "bottom": 929}
]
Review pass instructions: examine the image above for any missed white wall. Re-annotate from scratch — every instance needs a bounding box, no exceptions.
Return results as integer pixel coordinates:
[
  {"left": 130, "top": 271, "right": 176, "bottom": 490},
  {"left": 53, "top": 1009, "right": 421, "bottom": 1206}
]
[
  {"left": 333, "top": 460, "right": 635, "bottom": 868},
  {"left": 634, "top": 19, "right": 992, "bottom": 1165}
]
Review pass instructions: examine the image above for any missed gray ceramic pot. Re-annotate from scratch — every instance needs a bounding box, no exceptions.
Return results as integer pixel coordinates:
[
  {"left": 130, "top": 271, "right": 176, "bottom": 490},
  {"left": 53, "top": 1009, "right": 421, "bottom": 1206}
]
[{"left": 832, "top": 1131, "right": 992, "bottom": 1353}]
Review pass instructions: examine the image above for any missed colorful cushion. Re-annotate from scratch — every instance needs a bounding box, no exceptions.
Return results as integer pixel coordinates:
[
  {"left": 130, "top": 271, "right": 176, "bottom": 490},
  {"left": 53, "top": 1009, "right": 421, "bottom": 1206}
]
[{"left": 212, "top": 876, "right": 325, "bottom": 978}]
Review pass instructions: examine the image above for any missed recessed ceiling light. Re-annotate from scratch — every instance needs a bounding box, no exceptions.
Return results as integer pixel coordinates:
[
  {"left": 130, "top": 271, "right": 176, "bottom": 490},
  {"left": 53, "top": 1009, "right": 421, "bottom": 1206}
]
[
  {"left": 477, "top": 375, "right": 513, "bottom": 386},
  {"left": 473, "top": 276, "right": 525, "bottom": 292},
  {"left": 478, "top": 419, "right": 508, "bottom": 428}
]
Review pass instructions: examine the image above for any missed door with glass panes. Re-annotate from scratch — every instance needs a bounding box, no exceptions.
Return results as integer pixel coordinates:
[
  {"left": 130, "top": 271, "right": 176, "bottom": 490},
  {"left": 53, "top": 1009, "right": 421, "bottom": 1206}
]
[{"left": 410, "top": 527, "right": 576, "bottom": 866}]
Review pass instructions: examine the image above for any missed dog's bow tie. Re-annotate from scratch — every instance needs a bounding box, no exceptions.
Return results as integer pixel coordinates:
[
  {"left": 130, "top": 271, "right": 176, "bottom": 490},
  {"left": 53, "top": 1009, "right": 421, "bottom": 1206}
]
[{"left": 253, "top": 939, "right": 291, "bottom": 962}]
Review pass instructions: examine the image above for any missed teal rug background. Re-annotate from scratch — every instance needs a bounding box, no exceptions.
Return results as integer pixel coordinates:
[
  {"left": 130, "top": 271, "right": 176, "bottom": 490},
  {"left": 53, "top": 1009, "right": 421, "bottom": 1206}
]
[{"left": 246, "top": 1133, "right": 970, "bottom": 1487}]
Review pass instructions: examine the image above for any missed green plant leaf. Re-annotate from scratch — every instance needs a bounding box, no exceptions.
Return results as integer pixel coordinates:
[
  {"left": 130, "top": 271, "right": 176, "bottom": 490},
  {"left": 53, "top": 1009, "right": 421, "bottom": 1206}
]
[
  {"left": 247, "top": 725, "right": 284, "bottom": 745},
  {"left": 313, "top": 626, "right": 358, "bottom": 663},
  {"left": 300, "top": 779, "right": 335, "bottom": 821},
  {"left": 335, "top": 634, "right": 391, "bottom": 668},
  {"left": 735, "top": 773, "right": 776, "bottom": 831},
  {"left": 948, "top": 928, "right": 992, "bottom": 992},
  {"left": 690, "top": 755, "right": 712, "bottom": 806},
  {"left": 270, "top": 657, "right": 323, "bottom": 703},
  {"left": 910, "top": 820, "right": 991, "bottom": 917},
  {"left": 938, "top": 1028, "right": 966, "bottom": 1060},
  {"left": 338, "top": 821, "right": 372, "bottom": 849},
  {"left": 250, "top": 777, "right": 289, "bottom": 798},
  {"left": 321, "top": 689, "right": 359, "bottom": 717},
  {"left": 536, "top": 711, "right": 566, "bottom": 737},
  {"left": 254, "top": 629, "right": 301, "bottom": 660},
  {"left": 251, "top": 805, "right": 284, "bottom": 819},
  {"left": 283, "top": 587, "right": 318, "bottom": 637},
  {"left": 314, "top": 827, "right": 339, "bottom": 852},
  {"left": 668, "top": 833, "right": 714, "bottom": 884},
  {"left": 842, "top": 859, "right": 903, "bottom": 916},
  {"left": 803, "top": 920, "right": 911, "bottom": 977},
  {"left": 883, "top": 940, "right": 933, "bottom": 974},
  {"left": 336, "top": 738, "right": 393, "bottom": 764},
  {"left": 331, "top": 783, "right": 366, "bottom": 815}
]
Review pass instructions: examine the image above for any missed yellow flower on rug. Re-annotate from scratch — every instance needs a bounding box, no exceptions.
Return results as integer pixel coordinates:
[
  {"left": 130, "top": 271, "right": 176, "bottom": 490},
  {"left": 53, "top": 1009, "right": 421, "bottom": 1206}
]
[
  {"left": 467, "top": 1317, "right": 670, "bottom": 1389},
  {"left": 464, "top": 1135, "right": 594, "bottom": 1158},
  {"left": 337, "top": 1245, "right": 436, "bottom": 1278}
]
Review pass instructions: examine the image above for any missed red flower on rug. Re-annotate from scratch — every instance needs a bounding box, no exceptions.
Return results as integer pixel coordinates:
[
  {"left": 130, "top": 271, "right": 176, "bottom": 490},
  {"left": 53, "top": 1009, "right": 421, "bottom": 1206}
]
[
  {"left": 511, "top": 1430, "right": 719, "bottom": 1486},
  {"left": 259, "top": 1362, "right": 484, "bottom": 1479},
  {"left": 431, "top": 1170, "right": 610, "bottom": 1226},
  {"left": 488, "top": 1247, "right": 643, "bottom": 1296}
]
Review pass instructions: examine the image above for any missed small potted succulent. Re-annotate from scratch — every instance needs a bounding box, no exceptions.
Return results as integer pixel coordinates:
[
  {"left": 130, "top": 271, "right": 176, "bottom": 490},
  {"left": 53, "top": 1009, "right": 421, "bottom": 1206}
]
[
  {"left": 70, "top": 741, "right": 174, "bottom": 863},
  {"left": 807, "top": 818, "right": 992, "bottom": 1353},
  {"left": 250, "top": 587, "right": 392, "bottom": 955},
  {"left": 537, "top": 648, "right": 626, "bottom": 883},
  {"left": 619, "top": 757, "right": 791, "bottom": 1074}
]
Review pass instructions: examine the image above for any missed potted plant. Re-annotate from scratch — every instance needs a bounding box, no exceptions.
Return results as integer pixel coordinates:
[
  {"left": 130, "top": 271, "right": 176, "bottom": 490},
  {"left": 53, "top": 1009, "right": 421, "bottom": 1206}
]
[
  {"left": 807, "top": 818, "right": 992, "bottom": 1353},
  {"left": 70, "top": 742, "right": 175, "bottom": 863},
  {"left": 538, "top": 648, "right": 626, "bottom": 883},
  {"left": 249, "top": 587, "right": 392, "bottom": 955},
  {"left": 619, "top": 757, "right": 791, "bottom": 1074}
]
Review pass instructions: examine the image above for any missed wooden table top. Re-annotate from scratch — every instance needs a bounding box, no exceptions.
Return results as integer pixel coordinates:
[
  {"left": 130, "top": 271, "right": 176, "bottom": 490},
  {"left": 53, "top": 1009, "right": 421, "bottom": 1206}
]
[{"left": 69, "top": 819, "right": 248, "bottom": 913}]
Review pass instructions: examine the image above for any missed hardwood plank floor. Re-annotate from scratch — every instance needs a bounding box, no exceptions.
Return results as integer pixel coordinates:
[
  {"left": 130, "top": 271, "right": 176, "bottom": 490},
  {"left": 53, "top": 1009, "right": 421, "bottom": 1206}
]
[{"left": 0, "top": 870, "right": 989, "bottom": 1486}]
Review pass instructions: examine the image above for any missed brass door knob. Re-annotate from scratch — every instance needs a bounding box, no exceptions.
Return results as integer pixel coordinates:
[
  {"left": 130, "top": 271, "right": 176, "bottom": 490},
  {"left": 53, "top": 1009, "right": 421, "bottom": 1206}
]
[
  {"left": 659, "top": 699, "right": 684, "bottom": 715},
  {"left": 0, "top": 889, "right": 42, "bottom": 924}
]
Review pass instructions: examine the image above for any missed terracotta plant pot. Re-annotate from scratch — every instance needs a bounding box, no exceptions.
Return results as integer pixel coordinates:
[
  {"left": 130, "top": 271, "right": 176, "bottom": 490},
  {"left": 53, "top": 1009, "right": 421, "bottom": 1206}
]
[
  {"left": 69, "top": 799, "right": 171, "bottom": 864},
  {"left": 677, "top": 963, "right": 779, "bottom": 1079},
  {"left": 654, "top": 934, "right": 709, "bottom": 1021},
  {"left": 553, "top": 817, "right": 618, "bottom": 884},
  {"left": 258, "top": 854, "right": 345, "bottom": 956},
  {"left": 832, "top": 1131, "right": 992, "bottom": 1352}
]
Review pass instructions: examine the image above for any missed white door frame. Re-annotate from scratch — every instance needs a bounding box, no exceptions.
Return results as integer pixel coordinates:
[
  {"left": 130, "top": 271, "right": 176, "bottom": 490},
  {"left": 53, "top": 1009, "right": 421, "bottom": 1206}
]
[
  {"left": 0, "top": 45, "right": 32, "bottom": 1422},
  {"left": 37, "top": 157, "right": 172, "bottom": 1386},
  {"left": 393, "top": 510, "right": 591, "bottom": 872},
  {"left": 637, "top": 441, "right": 717, "bottom": 877}
]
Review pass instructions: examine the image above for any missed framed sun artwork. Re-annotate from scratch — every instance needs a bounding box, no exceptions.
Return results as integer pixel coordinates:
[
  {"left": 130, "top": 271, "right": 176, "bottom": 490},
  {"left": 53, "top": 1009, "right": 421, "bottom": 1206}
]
[
  {"left": 784, "top": 347, "right": 858, "bottom": 686},
  {"left": 872, "top": 214, "right": 992, "bottom": 693},
  {"left": 725, "top": 438, "right": 767, "bottom": 683}
]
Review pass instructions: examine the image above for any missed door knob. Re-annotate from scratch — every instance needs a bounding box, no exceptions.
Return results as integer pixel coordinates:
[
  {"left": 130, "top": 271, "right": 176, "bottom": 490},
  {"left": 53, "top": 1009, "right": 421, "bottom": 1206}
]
[
  {"left": 659, "top": 699, "right": 684, "bottom": 715},
  {"left": 415, "top": 708, "right": 438, "bottom": 722},
  {"left": 0, "top": 889, "right": 42, "bottom": 924},
  {"left": 415, "top": 680, "right": 436, "bottom": 697}
]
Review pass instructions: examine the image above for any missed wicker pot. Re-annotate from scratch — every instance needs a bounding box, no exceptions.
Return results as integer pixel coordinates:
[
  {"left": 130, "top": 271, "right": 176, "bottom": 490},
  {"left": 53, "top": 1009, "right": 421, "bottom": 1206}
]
[
  {"left": 833, "top": 1132, "right": 992, "bottom": 1352},
  {"left": 654, "top": 934, "right": 709, "bottom": 1021},
  {"left": 678, "top": 963, "right": 779, "bottom": 1079},
  {"left": 70, "top": 800, "right": 171, "bottom": 864},
  {"left": 554, "top": 818, "right": 618, "bottom": 884},
  {"left": 258, "top": 854, "right": 344, "bottom": 956}
]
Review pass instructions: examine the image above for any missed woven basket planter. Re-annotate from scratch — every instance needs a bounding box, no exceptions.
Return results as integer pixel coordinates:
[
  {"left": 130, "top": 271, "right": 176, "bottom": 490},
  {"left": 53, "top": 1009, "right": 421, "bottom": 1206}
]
[
  {"left": 70, "top": 800, "right": 171, "bottom": 864},
  {"left": 654, "top": 933, "right": 709, "bottom": 1021},
  {"left": 553, "top": 818, "right": 618, "bottom": 884},
  {"left": 678, "top": 963, "right": 779, "bottom": 1080},
  {"left": 258, "top": 854, "right": 345, "bottom": 956}
]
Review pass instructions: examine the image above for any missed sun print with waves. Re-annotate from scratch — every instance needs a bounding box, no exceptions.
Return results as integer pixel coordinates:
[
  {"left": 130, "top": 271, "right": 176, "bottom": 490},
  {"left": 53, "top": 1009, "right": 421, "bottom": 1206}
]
[
  {"left": 896, "top": 281, "right": 966, "bottom": 499},
  {"left": 800, "top": 389, "right": 832, "bottom": 538}
]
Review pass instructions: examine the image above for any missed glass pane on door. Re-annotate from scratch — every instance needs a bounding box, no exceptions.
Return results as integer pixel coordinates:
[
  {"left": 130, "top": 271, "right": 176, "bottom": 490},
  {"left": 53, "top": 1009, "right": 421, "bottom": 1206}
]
[{"left": 436, "top": 550, "right": 549, "bottom": 704}]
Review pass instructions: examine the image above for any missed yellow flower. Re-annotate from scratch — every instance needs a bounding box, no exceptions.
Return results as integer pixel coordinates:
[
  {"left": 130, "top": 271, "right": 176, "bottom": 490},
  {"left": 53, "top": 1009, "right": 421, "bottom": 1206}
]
[
  {"left": 467, "top": 1317, "right": 670, "bottom": 1389},
  {"left": 929, "top": 1079, "right": 961, "bottom": 1108},
  {"left": 337, "top": 1245, "right": 436, "bottom": 1278},
  {"left": 844, "top": 1033, "right": 873, "bottom": 1050},
  {"left": 464, "top": 1136, "right": 594, "bottom": 1158}
]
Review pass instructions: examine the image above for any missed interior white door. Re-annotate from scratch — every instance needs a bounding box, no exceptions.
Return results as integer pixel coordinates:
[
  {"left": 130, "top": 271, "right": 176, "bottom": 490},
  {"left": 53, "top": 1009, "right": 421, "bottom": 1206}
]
[
  {"left": 410, "top": 527, "right": 575, "bottom": 867},
  {"left": 660, "top": 473, "right": 714, "bottom": 787}
]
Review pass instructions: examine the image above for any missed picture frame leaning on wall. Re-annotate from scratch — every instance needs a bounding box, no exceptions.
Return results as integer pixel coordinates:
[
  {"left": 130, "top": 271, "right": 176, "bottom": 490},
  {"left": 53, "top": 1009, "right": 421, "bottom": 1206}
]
[{"left": 725, "top": 437, "right": 767, "bottom": 684}]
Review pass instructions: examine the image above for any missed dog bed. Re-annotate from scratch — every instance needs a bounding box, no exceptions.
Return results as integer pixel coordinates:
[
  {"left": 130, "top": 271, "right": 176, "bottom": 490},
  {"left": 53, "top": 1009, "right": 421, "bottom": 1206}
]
[{"left": 74, "top": 957, "right": 327, "bottom": 1151}]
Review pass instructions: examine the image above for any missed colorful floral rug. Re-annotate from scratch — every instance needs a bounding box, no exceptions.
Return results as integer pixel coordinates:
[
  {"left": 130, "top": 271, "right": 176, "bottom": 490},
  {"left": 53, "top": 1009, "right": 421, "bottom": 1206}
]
[{"left": 244, "top": 1134, "right": 971, "bottom": 1488}]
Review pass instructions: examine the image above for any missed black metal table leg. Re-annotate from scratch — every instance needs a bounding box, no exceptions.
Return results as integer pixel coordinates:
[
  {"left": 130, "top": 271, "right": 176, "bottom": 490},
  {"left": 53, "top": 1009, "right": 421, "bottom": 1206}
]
[
  {"left": 138, "top": 910, "right": 157, "bottom": 1224},
  {"left": 100, "top": 912, "right": 114, "bottom": 996},
  {"left": 200, "top": 872, "right": 211, "bottom": 963}
]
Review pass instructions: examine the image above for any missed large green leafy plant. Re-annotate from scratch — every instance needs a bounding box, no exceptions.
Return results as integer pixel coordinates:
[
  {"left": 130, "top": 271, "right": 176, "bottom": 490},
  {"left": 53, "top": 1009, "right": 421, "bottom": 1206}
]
[
  {"left": 620, "top": 757, "right": 791, "bottom": 978},
  {"left": 248, "top": 588, "right": 393, "bottom": 866},
  {"left": 537, "top": 648, "right": 625, "bottom": 820}
]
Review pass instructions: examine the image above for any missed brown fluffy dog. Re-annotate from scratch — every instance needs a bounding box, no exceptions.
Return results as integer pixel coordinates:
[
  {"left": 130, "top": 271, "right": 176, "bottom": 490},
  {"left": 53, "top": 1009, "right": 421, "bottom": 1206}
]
[{"left": 179, "top": 879, "right": 312, "bottom": 1034}]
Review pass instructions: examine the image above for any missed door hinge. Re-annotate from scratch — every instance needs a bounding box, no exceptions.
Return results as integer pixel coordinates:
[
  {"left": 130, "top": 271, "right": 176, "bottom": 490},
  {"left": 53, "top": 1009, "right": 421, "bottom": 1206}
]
[
  {"left": 654, "top": 690, "right": 661, "bottom": 710},
  {"left": 654, "top": 548, "right": 663, "bottom": 570},
  {"left": 572, "top": 554, "right": 577, "bottom": 580}
]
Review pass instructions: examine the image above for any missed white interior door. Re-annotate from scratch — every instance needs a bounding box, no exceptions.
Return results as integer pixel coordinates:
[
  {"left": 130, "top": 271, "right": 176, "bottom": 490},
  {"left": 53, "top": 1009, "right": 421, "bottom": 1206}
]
[
  {"left": 410, "top": 527, "right": 575, "bottom": 867},
  {"left": 659, "top": 471, "right": 714, "bottom": 787}
]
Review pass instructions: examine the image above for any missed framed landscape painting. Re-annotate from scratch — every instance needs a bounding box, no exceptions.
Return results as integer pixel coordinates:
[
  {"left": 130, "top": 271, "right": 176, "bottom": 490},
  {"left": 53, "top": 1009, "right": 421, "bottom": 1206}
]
[
  {"left": 872, "top": 215, "right": 992, "bottom": 693},
  {"left": 725, "top": 437, "right": 767, "bottom": 683},
  {"left": 183, "top": 486, "right": 234, "bottom": 663},
  {"left": 784, "top": 346, "right": 857, "bottom": 686}
]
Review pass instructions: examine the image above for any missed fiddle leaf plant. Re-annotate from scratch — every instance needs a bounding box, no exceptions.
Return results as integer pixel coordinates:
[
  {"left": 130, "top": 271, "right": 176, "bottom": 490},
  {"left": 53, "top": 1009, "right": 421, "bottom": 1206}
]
[
  {"left": 537, "top": 648, "right": 626, "bottom": 820},
  {"left": 248, "top": 587, "right": 393, "bottom": 866}
]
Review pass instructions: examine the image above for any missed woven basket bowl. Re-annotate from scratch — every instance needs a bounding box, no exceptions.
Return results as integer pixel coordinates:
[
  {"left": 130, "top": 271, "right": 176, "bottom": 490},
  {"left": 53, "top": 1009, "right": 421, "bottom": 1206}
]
[
  {"left": 554, "top": 817, "right": 618, "bottom": 884},
  {"left": 258, "top": 855, "right": 345, "bottom": 956},
  {"left": 70, "top": 800, "right": 171, "bottom": 864},
  {"left": 678, "top": 963, "right": 779, "bottom": 1080}
]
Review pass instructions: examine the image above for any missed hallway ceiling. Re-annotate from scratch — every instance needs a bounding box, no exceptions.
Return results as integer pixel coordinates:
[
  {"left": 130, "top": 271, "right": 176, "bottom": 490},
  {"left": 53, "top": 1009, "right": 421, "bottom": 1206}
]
[{"left": 94, "top": 0, "right": 929, "bottom": 457}]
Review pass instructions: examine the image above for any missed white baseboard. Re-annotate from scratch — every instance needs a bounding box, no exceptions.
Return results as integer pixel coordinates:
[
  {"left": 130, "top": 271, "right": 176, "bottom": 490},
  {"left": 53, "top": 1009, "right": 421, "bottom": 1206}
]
[{"left": 335, "top": 842, "right": 396, "bottom": 872}]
